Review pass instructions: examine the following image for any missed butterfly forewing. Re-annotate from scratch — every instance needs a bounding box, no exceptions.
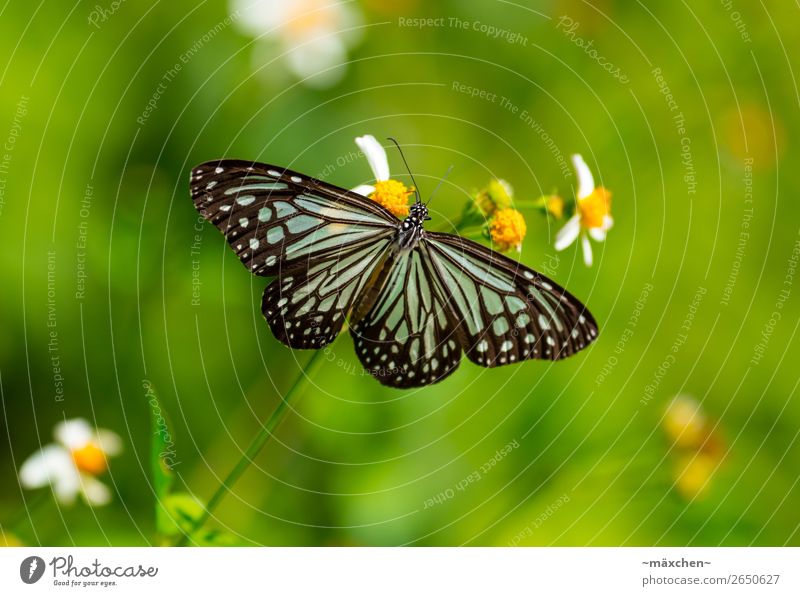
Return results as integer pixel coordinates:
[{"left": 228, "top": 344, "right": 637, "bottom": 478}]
[
  {"left": 350, "top": 243, "right": 463, "bottom": 387},
  {"left": 190, "top": 160, "right": 398, "bottom": 277},
  {"left": 424, "top": 232, "right": 598, "bottom": 368}
]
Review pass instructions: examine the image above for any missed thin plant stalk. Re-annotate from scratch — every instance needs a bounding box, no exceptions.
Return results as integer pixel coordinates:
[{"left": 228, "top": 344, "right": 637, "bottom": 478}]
[{"left": 177, "top": 349, "right": 325, "bottom": 545}]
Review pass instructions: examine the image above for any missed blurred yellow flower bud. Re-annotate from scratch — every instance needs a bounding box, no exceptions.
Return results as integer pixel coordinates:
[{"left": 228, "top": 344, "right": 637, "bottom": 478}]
[
  {"left": 474, "top": 179, "right": 513, "bottom": 217},
  {"left": 0, "top": 531, "right": 23, "bottom": 547},
  {"left": 673, "top": 453, "right": 716, "bottom": 500},
  {"left": 536, "top": 194, "right": 564, "bottom": 219},
  {"left": 663, "top": 395, "right": 708, "bottom": 450}
]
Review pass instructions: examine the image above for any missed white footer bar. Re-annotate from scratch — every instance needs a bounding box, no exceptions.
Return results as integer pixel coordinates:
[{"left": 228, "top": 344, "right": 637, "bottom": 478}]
[{"left": 1, "top": 547, "right": 797, "bottom": 594}]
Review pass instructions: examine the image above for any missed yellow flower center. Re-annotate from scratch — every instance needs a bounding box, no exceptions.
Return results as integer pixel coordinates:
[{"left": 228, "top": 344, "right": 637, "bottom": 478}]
[
  {"left": 71, "top": 442, "right": 108, "bottom": 475},
  {"left": 489, "top": 208, "right": 527, "bottom": 252},
  {"left": 578, "top": 187, "right": 611, "bottom": 229},
  {"left": 285, "top": 1, "right": 335, "bottom": 38},
  {"left": 369, "top": 179, "right": 413, "bottom": 218}
]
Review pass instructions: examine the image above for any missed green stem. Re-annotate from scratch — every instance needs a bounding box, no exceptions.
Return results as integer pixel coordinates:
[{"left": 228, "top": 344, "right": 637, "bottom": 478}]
[{"left": 177, "top": 349, "right": 325, "bottom": 546}]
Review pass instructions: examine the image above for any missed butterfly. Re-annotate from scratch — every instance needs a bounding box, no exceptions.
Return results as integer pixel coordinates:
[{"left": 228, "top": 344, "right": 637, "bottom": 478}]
[{"left": 189, "top": 158, "right": 598, "bottom": 388}]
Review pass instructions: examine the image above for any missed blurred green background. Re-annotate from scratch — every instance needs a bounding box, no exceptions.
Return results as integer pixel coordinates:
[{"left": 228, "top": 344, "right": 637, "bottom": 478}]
[{"left": 1, "top": 0, "right": 798, "bottom": 546}]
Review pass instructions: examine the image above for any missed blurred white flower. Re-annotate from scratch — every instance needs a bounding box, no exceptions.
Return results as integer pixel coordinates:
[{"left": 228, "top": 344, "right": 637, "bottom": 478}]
[
  {"left": 351, "top": 135, "right": 416, "bottom": 218},
  {"left": 231, "top": 0, "right": 363, "bottom": 88},
  {"left": 554, "top": 154, "right": 613, "bottom": 267},
  {"left": 19, "top": 418, "right": 122, "bottom": 507}
]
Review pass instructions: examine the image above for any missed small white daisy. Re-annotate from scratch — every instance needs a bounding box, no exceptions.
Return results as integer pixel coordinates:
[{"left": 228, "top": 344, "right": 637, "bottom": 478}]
[
  {"left": 554, "top": 154, "right": 613, "bottom": 267},
  {"left": 231, "top": 0, "right": 363, "bottom": 88},
  {"left": 19, "top": 418, "right": 122, "bottom": 507}
]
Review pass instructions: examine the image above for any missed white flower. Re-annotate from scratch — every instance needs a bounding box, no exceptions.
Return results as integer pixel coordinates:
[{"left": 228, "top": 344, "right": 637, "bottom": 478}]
[
  {"left": 352, "top": 134, "right": 414, "bottom": 218},
  {"left": 554, "top": 154, "right": 614, "bottom": 267},
  {"left": 19, "top": 418, "right": 122, "bottom": 507},
  {"left": 231, "top": 0, "right": 363, "bottom": 88}
]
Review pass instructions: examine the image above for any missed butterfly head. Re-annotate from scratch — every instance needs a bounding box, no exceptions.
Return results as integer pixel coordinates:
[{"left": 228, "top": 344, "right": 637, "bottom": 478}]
[{"left": 406, "top": 202, "right": 430, "bottom": 225}]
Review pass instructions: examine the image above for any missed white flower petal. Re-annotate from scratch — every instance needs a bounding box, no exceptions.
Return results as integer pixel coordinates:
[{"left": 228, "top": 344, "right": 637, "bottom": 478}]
[
  {"left": 52, "top": 467, "right": 82, "bottom": 505},
  {"left": 55, "top": 418, "right": 93, "bottom": 450},
  {"left": 554, "top": 215, "right": 581, "bottom": 251},
  {"left": 588, "top": 227, "right": 607, "bottom": 242},
  {"left": 95, "top": 430, "right": 123, "bottom": 456},
  {"left": 603, "top": 214, "right": 614, "bottom": 230},
  {"left": 229, "top": 0, "right": 288, "bottom": 37},
  {"left": 572, "top": 154, "right": 595, "bottom": 199},
  {"left": 581, "top": 233, "right": 594, "bottom": 267},
  {"left": 355, "top": 134, "right": 390, "bottom": 182},
  {"left": 80, "top": 475, "right": 111, "bottom": 507},
  {"left": 284, "top": 34, "right": 347, "bottom": 88},
  {"left": 19, "top": 445, "right": 74, "bottom": 489},
  {"left": 351, "top": 184, "right": 375, "bottom": 196}
]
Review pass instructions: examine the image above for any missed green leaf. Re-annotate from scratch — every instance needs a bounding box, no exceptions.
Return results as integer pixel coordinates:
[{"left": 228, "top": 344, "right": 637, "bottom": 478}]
[{"left": 160, "top": 493, "right": 239, "bottom": 546}]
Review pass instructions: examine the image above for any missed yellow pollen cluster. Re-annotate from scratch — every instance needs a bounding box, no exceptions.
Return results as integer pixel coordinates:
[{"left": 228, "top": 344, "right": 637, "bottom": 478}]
[
  {"left": 71, "top": 442, "right": 108, "bottom": 475},
  {"left": 369, "top": 179, "right": 413, "bottom": 218},
  {"left": 489, "top": 208, "right": 527, "bottom": 252},
  {"left": 578, "top": 187, "right": 612, "bottom": 229}
]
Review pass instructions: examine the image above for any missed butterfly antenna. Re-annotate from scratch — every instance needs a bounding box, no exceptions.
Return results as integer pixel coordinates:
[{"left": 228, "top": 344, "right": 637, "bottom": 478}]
[
  {"left": 387, "top": 137, "right": 421, "bottom": 203},
  {"left": 426, "top": 164, "right": 454, "bottom": 205}
]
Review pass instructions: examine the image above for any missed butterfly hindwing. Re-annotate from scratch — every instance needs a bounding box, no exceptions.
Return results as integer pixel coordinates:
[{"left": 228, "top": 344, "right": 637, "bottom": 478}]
[
  {"left": 262, "top": 235, "right": 394, "bottom": 349},
  {"left": 350, "top": 244, "right": 463, "bottom": 387},
  {"left": 190, "top": 160, "right": 398, "bottom": 277},
  {"left": 424, "top": 232, "right": 598, "bottom": 368}
]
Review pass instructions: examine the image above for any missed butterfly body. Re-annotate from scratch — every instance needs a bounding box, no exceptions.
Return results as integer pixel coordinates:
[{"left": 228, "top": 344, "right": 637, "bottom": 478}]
[
  {"left": 190, "top": 159, "right": 599, "bottom": 388},
  {"left": 397, "top": 202, "right": 429, "bottom": 251}
]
